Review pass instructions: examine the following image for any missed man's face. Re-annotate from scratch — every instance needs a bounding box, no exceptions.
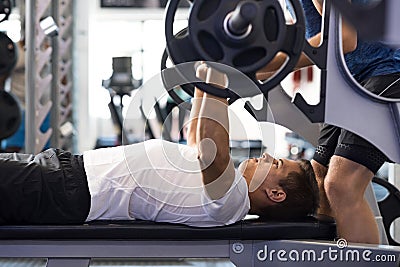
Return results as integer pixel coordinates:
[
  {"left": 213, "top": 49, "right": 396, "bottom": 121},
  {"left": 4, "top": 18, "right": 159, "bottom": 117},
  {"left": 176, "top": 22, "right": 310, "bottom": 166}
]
[
  {"left": 239, "top": 153, "right": 302, "bottom": 189},
  {"left": 238, "top": 153, "right": 302, "bottom": 212},
  {"left": 238, "top": 153, "right": 277, "bottom": 191}
]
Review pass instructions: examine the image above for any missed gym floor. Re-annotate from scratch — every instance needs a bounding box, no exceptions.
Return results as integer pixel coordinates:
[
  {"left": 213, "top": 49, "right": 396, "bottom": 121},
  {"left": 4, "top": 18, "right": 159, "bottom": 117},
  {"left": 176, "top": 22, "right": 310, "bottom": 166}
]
[{"left": 0, "top": 259, "right": 234, "bottom": 267}]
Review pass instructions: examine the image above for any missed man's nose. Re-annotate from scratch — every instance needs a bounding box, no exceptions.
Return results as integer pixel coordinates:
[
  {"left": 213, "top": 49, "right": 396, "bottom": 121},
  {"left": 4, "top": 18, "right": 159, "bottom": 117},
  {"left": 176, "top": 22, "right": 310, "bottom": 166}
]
[{"left": 262, "top": 153, "right": 277, "bottom": 163}]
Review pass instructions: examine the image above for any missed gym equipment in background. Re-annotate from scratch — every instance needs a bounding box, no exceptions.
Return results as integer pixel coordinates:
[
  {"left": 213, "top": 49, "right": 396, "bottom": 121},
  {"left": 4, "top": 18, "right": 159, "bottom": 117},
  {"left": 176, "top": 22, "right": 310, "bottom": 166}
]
[
  {"left": 0, "top": 31, "right": 21, "bottom": 144},
  {"left": 0, "top": 0, "right": 11, "bottom": 23},
  {"left": 0, "top": 90, "right": 21, "bottom": 141},
  {"left": 0, "top": 31, "right": 17, "bottom": 76},
  {"left": 100, "top": 57, "right": 142, "bottom": 146}
]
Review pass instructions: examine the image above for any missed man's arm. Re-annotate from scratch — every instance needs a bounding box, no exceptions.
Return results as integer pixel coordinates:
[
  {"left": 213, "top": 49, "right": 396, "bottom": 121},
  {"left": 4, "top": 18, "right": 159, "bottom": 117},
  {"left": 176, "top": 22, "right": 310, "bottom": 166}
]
[
  {"left": 195, "top": 65, "right": 235, "bottom": 200},
  {"left": 186, "top": 68, "right": 205, "bottom": 147},
  {"left": 311, "top": 0, "right": 357, "bottom": 53},
  {"left": 256, "top": 0, "right": 357, "bottom": 80}
]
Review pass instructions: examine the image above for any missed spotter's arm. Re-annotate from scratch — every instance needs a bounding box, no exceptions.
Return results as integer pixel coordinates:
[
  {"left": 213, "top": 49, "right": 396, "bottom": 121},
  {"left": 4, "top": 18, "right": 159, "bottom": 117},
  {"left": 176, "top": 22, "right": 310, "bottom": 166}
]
[{"left": 256, "top": 0, "right": 357, "bottom": 80}]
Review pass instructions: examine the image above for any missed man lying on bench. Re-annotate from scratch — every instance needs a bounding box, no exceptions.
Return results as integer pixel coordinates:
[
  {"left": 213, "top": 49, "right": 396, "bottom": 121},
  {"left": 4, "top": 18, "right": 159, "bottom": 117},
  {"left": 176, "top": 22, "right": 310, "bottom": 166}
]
[{"left": 0, "top": 64, "right": 319, "bottom": 227}]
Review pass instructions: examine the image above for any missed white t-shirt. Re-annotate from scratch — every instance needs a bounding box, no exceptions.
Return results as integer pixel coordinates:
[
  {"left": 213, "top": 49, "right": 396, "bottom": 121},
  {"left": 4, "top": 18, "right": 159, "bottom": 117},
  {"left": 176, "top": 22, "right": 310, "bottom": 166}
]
[{"left": 83, "top": 139, "right": 250, "bottom": 227}]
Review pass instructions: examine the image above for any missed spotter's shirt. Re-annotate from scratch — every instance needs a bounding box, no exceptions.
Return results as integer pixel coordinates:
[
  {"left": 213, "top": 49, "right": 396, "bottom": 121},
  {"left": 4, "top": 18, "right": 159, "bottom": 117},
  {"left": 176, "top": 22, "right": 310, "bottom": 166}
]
[{"left": 83, "top": 139, "right": 250, "bottom": 227}]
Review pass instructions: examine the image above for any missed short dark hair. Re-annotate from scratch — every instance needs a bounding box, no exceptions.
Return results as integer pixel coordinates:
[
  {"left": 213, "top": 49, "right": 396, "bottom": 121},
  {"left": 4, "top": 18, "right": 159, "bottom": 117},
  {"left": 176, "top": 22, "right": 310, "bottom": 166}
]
[{"left": 258, "top": 159, "right": 320, "bottom": 220}]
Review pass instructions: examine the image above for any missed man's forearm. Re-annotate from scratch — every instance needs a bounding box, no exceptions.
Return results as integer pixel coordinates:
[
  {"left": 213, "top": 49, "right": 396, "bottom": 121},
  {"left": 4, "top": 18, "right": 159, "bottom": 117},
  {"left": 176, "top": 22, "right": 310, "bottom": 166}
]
[
  {"left": 197, "top": 93, "right": 235, "bottom": 199},
  {"left": 197, "top": 93, "right": 230, "bottom": 176},
  {"left": 256, "top": 32, "right": 324, "bottom": 80}
]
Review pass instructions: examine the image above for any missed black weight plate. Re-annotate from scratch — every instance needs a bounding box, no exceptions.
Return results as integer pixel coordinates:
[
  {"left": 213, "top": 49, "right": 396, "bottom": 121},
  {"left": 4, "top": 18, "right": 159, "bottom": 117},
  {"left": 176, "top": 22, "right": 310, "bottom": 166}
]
[
  {"left": 162, "top": 28, "right": 195, "bottom": 96},
  {"left": 254, "top": 0, "right": 306, "bottom": 94},
  {"left": 165, "top": 0, "right": 306, "bottom": 98},
  {"left": 161, "top": 47, "right": 193, "bottom": 111},
  {"left": 0, "top": 31, "right": 17, "bottom": 75},
  {"left": 0, "top": 90, "right": 21, "bottom": 140},
  {"left": 189, "top": 0, "right": 286, "bottom": 74},
  {"left": 165, "top": 0, "right": 249, "bottom": 99}
]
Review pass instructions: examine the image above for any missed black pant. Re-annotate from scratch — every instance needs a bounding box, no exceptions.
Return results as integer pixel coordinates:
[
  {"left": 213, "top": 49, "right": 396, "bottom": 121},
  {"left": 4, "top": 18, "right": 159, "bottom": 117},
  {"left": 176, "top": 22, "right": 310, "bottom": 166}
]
[{"left": 0, "top": 149, "right": 90, "bottom": 224}]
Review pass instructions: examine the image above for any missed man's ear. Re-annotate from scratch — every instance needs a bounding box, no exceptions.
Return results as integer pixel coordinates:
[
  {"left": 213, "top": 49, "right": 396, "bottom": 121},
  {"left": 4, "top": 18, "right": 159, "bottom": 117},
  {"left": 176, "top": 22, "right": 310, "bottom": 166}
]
[{"left": 265, "top": 188, "right": 286, "bottom": 203}]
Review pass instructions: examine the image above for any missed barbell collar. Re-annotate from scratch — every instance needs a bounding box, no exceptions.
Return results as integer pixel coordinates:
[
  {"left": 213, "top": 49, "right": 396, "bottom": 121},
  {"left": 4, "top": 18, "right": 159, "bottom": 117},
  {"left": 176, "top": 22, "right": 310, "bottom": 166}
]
[{"left": 226, "top": 1, "right": 257, "bottom": 38}]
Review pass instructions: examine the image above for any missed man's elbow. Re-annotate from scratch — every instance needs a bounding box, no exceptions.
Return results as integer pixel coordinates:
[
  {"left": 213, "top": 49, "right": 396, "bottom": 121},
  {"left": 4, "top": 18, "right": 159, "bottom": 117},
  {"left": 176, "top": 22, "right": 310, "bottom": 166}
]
[{"left": 202, "top": 155, "right": 236, "bottom": 200}]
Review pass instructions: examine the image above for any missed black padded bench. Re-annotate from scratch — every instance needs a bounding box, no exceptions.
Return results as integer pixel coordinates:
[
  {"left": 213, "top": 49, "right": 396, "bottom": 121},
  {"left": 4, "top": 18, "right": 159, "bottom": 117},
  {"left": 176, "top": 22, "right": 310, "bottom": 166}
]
[
  {"left": 0, "top": 217, "right": 336, "bottom": 240},
  {"left": 0, "top": 217, "right": 337, "bottom": 267}
]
